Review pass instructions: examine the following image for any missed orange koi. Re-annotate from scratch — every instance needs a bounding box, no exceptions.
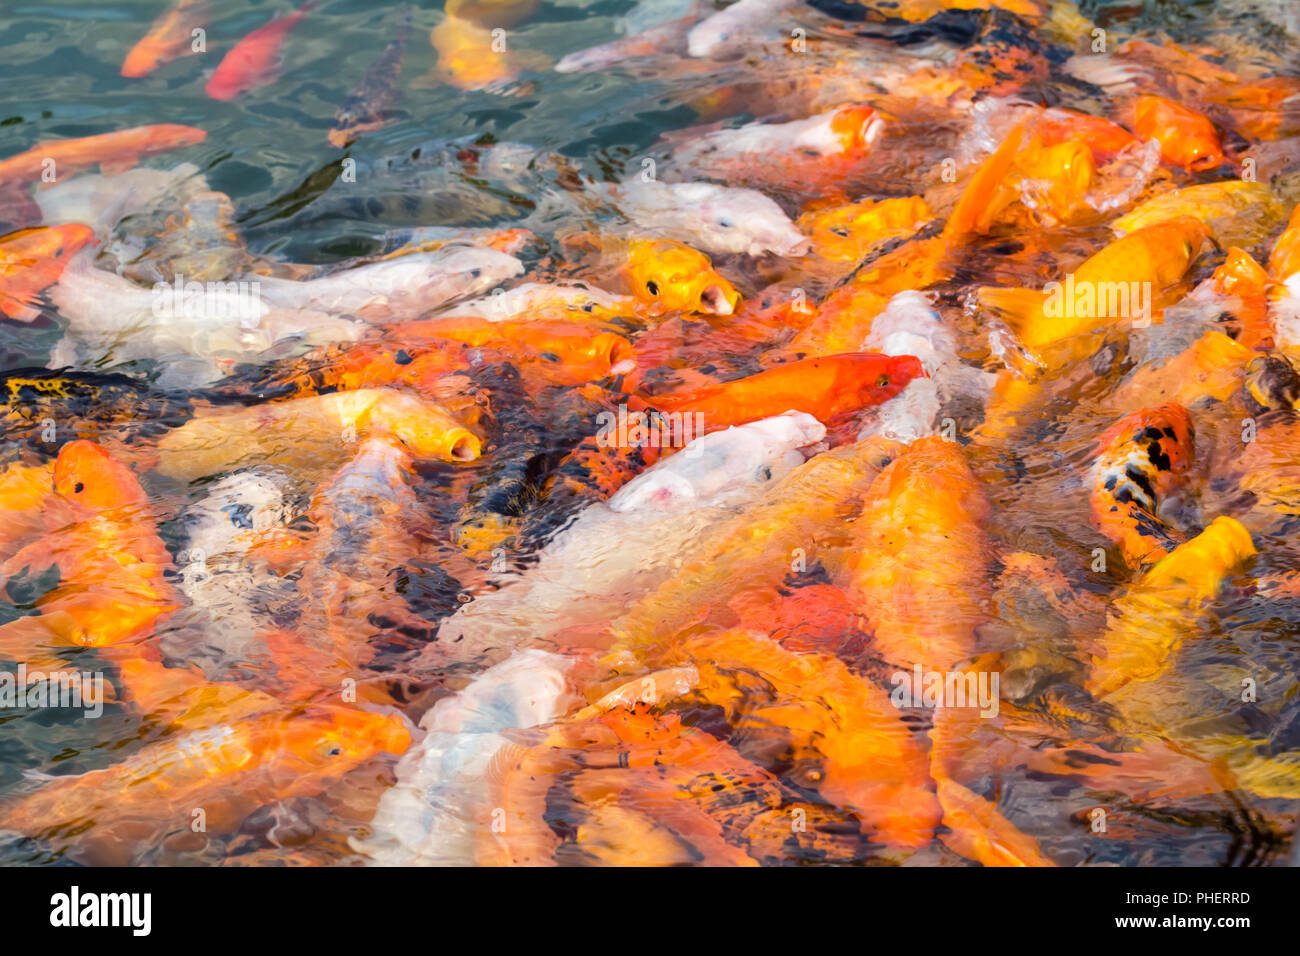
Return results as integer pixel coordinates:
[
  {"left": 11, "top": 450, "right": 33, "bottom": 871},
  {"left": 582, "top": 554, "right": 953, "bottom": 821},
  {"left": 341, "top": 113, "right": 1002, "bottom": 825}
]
[
  {"left": 122, "top": 0, "right": 210, "bottom": 78},
  {"left": 978, "top": 216, "right": 1212, "bottom": 364},
  {"left": 620, "top": 237, "right": 740, "bottom": 315},
  {"left": 1268, "top": 203, "right": 1300, "bottom": 283},
  {"left": 796, "top": 195, "right": 932, "bottom": 263},
  {"left": 639, "top": 352, "right": 923, "bottom": 431},
  {"left": 0, "top": 124, "right": 207, "bottom": 184},
  {"left": 389, "top": 317, "right": 634, "bottom": 385},
  {"left": 0, "top": 441, "right": 176, "bottom": 662},
  {"left": 206, "top": 1, "right": 315, "bottom": 101},
  {"left": 0, "top": 703, "right": 410, "bottom": 865},
  {"left": 1132, "top": 95, "right": 1225, "bottom": 173},
  {"left": 154, "top": 389, "right": 482, "bottom": 484},
  {"left": 1087, "top": 516, "right": 1255, "bottom": 701},
  {"left": 0, "top": 225, "right": 96, "bottom": 322}
]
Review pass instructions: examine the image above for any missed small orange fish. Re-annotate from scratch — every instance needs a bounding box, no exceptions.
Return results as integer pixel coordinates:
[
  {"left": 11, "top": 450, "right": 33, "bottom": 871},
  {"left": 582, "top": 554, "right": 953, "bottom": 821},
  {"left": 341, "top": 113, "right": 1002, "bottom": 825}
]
[
  {"left": 0, "top": 124, "right": 207, "bottom": 183},
  {"left": 122, "top": 0, "right": 211, "bottom": 78},
  {"left": 1132, "top": 95, "right": 1225, "bottom": 173},
  {"left": 389, "top": 316, "right": 634, "bottom": 385},
  {"left": 640, "top": 353, "right": 924, "bottom": 432},
  {"left": 206, "top": 1, "right": 315, "bottom": 101},
  {"left": 620, "top": 238, "right": 740, "bottom": 315},
  {"left": 796, "top": 195, "right": 932, "bottom": 264},
  {"left": 0, "top": 225, "right": 96, "bottom": 321}
]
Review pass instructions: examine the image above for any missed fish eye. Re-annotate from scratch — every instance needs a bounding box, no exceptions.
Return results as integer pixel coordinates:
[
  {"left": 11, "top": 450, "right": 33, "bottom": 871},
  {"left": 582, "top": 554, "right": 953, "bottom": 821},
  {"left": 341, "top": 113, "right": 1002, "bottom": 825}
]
[
  {"left": 322, "top": 744, "right": 343, "bottom": 757},
  {"left": 646, "top": 280, "right": 660, "bottom": 296},
  {"left": 757, "top": 465, "right": 773, "bottom": 481},
  {"left": 717, "top": 217, "right": 734, "bottom": 228},
  {"left": 876, "top": 375, "right": 890, "bottom": 387},
  {"left": 74, "top": 482, "right": 84, "bottom": 494}
]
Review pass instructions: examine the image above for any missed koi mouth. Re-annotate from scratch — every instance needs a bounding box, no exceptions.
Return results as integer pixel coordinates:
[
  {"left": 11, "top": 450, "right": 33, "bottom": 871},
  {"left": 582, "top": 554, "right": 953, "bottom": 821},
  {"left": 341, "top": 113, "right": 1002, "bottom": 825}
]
[
  {"left": 449, "top": 433, "right": 481, "bottom": 461},
  {"left": 700, "top": 283, "right": 734, "bottom": 315}
]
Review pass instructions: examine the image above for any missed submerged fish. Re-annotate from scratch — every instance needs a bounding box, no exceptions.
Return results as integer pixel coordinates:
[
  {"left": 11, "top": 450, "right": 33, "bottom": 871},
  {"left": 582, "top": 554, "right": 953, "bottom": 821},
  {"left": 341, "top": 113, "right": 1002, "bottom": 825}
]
[
  {"left": 206, "top": 1, "right": 316, "bottom": 101},
  {"left": 329, "top": 7, "right": 410, "bottom": 148},
  {"left": 0, "top": 124, "right": 207, "bottom": 185},
  {"left": 600, "top": 180, "right": 810, "bottom": 258},
  {"left": 420, "top": 411, "right": 827, "bottom": 666},
  {"left": 122, "top": 0, "right": 211, "bottom": 78},
  {"left": 0, "top": 703, "right": 410, "bottom": 865}
]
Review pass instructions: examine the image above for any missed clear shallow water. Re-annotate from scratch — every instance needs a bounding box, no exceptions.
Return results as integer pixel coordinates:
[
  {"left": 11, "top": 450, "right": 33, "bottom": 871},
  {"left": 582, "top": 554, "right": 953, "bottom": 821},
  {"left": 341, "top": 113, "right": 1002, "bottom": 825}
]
[{"left": 0, "top": 0, "right": 1298, "bottom": 865}]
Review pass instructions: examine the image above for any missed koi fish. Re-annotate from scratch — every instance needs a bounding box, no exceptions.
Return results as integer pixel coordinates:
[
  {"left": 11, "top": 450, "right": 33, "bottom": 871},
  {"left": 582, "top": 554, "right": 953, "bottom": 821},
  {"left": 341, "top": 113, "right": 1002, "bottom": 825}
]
[
  {"left": 667, "top": 105, "right": 883, "bottom": 195},
  {"left": 600, "top": 180, "right": 810, "bottom": 258},
  {"left": 0, "top": 441, "right": 176, "bottom": 664},
  {"left": 435, "top": 281, "right": 636, "bottom": 322},
  {"left": 420, "top": 412, "right": 826, "bottom": 667},
  {"left": 1089, "top": 404, "right": 1195, "bottom": 572},
  {"left": 1132, "top": 95, "right": 1226, "bottom": 173},
  {"left": 274, "top": 437, "right": 439, "bottom": 670},
  {"left": 0, "top": 703, "right": 410, "bottom": 865},
  {"left": 206, "top": 1, "right": 316, "bottom": 101},
  {"left": 639, "top": 352, "right": 923, "bottom": 432},
  {"left": 619, "top": 238, "right": 740, "bottom": 314},
  {"left": 1087, "top": 516, "right": 1255, "bottom": 701},
  {"left": 153, "top": 388, "right": 482, "bottom": 484},
  {"left": 0, "top": 124, "right": 207, "bottom": 184},
  {"left": 253, "top": 246, "right": 525, "bottom": 320},
  {"left": 836, "top": 436, "right": 990, "bottom": 674},
  {"left": 329, "top": 7, "right": 409, "bottom": 147},
  {"left": 422, "top": 16, "right": 550, "bottom": 92},
  {"left": 359, "top": 649, "right": 573, "bottom": 865},
  {"left": 977, "top": 216, "right": 1213, "bottom": 365},
  {"left": 387, "top": 316, "right": 634, "bottom": 386},
  {"left": 122, "top": 0, "right": 211, "bottom": 78},
  {"left": 796, "top": 195, "right": 932, "bottom": 264},
  {"left": 0, "top": 225, "right": 96, "bottom": 321},
  {"left": 47, "top": 249, "right": 364, "bottom": 387},
  {"left": 1111, "top": 181, "right": 1285, "bottom": 248}
]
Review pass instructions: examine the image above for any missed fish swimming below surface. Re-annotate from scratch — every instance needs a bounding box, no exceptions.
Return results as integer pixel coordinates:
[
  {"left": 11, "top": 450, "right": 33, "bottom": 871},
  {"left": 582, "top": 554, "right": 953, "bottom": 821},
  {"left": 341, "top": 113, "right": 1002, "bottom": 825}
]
[{"left": 4, "top": 0, "right": 1300, "bottom": 871}]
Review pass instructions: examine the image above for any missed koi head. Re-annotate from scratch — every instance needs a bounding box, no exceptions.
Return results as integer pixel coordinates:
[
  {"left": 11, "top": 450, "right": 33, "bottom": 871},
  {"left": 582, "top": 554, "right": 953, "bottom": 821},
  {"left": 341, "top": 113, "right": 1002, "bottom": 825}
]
[
  {"left": 1213, "top": 247, "right": 1271, "bottom": 299},
  {"left": 624, "top": 238, "right": 741, "bottom": 315},
  {"left": 1094, "top": 403, "right": 1195, "bottom": 508},
  {"left": 858, "top": 354, "right": 926, "bottom": 406},
  {"left": 52, "top": 440, "right": 148, "bottom": 511},
  {"left": 1134, "top": 95, "right": 1225, "bottom": 173},
  {"left": 827, "top": 105, "right": 883, "bottom": 157},
  {"left": 279, "top": 705, "right": 413, "bottom": 773}
]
